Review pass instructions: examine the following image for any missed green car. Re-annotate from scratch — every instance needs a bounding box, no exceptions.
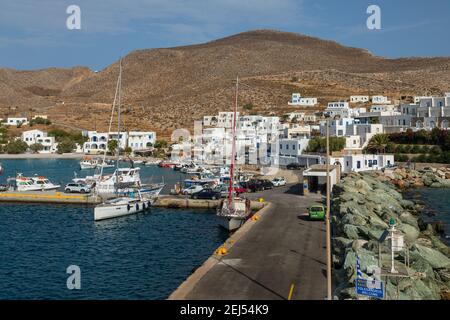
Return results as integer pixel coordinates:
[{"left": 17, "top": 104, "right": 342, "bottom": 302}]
[{"left": 308, "top": 204, "right": 325, "bottom": 220}]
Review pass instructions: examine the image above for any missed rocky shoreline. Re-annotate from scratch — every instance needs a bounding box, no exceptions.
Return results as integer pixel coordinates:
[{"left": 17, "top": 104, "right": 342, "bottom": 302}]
[{"left": 332, "top": 168, "right": 450, "bottom": 300}]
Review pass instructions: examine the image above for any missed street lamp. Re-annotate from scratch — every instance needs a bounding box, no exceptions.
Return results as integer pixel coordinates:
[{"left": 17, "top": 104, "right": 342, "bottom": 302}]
[{"left": 325, "top": 117, "right": 332, "bottom": 300}]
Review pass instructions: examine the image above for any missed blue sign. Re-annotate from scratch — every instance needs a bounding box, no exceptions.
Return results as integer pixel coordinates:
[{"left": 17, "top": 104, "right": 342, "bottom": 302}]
[{"left": 355, "top": 277, "right": 384, "bottom": 299}]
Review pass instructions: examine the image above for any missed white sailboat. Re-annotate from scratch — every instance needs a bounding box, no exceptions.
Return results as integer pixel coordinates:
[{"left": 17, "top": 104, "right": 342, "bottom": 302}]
[
  {"left": 217, "top": 76, "right": 252, "bottom": 231},
  {"left": 93, "top": 59, "right": 162, "bottom": 221}
]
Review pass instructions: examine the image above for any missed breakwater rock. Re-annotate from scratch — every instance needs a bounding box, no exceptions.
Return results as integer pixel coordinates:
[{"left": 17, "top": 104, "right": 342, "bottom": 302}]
[
  {"left": 332, "top": 172, "right": 450, "bottom": 300},
  {"left": 376, "top": 166, "right": 450, "bottom": 189}
]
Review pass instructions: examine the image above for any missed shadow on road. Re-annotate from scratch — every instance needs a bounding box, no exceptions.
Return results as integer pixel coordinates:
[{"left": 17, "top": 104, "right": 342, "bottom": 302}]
[{"left": 216, "top": 257, "right": 288, "bottom": 300}]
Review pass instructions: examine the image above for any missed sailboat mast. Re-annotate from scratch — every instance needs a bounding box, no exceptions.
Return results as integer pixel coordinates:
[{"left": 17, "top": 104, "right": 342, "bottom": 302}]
[
  {"left": 117, "top": 59, "right": 122, "bottom": 170},
  {"left": 228, "top": 76, "right": 238, "bottom": 204},
  {"left": 99, "top": 58, "right": 121, "bottom": 179}
]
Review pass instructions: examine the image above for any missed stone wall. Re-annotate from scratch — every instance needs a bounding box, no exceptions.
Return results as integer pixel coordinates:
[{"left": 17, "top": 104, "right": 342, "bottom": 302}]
[{"left": 332, "top": 171, "right": 450, "bottom": 300}]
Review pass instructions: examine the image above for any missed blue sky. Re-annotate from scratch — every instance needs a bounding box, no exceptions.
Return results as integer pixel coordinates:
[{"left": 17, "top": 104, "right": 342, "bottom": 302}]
[{"left": 1, "top": 0, "right": 449, "bottom": 71}]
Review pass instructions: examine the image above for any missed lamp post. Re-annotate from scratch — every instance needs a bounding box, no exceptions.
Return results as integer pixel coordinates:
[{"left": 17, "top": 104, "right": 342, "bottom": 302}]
[{"left": 326, "top": 118, "right": 332, "bottom": 300}]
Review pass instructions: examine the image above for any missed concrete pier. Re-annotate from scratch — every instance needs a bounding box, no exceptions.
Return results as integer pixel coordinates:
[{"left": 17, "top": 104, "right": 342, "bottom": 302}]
[
  {"left": 154, "top": 196, "right": 265, "bottom": 211},
  {"left": 169, "top": 184, "right": 327, "bottom": 300},
  {"left": 0, "top": 191, "right": 101, "bottom": 204}
]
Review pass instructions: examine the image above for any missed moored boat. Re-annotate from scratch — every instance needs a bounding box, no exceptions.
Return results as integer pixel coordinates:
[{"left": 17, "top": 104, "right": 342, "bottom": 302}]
[{"left": 94, "top": 195, "right": 155, "bottom": 221}]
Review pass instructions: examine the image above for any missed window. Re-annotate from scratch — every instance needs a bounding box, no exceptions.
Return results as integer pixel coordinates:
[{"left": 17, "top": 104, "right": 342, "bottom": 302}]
[
  {"left": 368, "top": 160, "right": 373, "bottom": 167},
  {"left": 373, "top": 160, "right": 378, "bottom": 166},
  {"left": 357, "top": 161, "right": 361, "bottom": 169}
]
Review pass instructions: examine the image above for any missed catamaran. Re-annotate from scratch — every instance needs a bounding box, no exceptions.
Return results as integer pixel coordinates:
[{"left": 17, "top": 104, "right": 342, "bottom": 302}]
[
  {"left": 93, "top": 59, "right": 163, "bottom": 221},
  {"left": 216, "top": 76, "right": 252, "bottom": 231}
]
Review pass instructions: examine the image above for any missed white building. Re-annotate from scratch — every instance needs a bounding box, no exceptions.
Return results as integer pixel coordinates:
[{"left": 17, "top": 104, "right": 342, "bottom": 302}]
[
  {"left": 350, "top": 95, "right": 370, "bottom": 103},
  {"left": 331, "top": 154, "right": 394, "bottom": 173},
  {"left": 22, "top": 129, "right": 46, "bottom": 145},
  {"left": 127, "top": 132, "right": 156, "bottom": 151},
  {"left": 324, "top": 102, "right": 352, "bottom": 118},
  {"left": 83, "top": 131, "right": 156, "bottom": 154},
  {"left": 7, "top": 117, "right": 28, "bottom": 126},
  {"left": 21, "top": 129, "right": 57, "bottom": 153},
  {"left": 371, "top": 95, "right": 391, "bottom": 104},
  {"left": 320, "top": 118, "right": 356, "bottom": 137},
  {"left": 35, "top": 136, "right": 57, "bottom": 153},
  {"left": 276, "top": 138, "right": 310, "bottom": 166},
  {"left": 288, "top": 93, "right": 318, "bottom": 106}
]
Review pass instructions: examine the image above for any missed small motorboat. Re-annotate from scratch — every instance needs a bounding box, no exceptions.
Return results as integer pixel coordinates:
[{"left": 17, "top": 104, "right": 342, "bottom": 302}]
[{"left": 11, "top": 174, "right": 61, "bottom": 191}]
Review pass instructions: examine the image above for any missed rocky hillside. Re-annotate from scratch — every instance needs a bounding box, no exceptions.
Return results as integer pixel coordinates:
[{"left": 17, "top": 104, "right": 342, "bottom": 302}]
[
  {"left": 332, "top": 171, "right": 450, "bottom": 300},
  {"left": 1, "top": 30, "right": 449, "bottom": 137}
]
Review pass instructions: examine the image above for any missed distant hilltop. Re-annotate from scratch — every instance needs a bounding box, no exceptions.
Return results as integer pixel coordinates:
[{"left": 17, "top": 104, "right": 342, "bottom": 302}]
[{"left": 1, "top": 29, "right": 449, "bottom": 136}]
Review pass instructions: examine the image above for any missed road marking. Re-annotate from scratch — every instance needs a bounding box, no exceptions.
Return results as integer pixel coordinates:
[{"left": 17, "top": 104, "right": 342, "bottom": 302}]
[{"left": 288, "top": 283, "right": 295, "bottom": 300}]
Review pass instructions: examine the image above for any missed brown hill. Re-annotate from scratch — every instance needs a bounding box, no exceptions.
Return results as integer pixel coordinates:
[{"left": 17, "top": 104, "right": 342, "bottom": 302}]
[{"left": 1, "top": 29, "right": 449, "bottom": 137}]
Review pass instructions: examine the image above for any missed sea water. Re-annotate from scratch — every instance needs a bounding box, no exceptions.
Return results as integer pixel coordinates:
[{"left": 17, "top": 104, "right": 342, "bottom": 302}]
[{"left": 0, "top": 159, "right": 228, "bottom": 299}]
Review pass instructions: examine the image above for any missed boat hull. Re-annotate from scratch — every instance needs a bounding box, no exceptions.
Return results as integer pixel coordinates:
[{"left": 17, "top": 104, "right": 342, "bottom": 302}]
[
  {"left": 94, "top": 199, "right": 153, "bottom": 221},
  {"left": 217, "top": 216, "right": 246, "bottom": 231}
]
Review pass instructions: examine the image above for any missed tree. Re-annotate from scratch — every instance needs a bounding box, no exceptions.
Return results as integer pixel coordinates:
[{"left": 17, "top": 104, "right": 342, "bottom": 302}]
[
  {"left": 243, "top": 103, "right": 254, "bottom": 111},
  {"left": 56, "top": 138, "right": 76, "bottom": 154},
  {"left": 367, "top": 134, "right": 390, "bottom": 154},
  {"left": 30, "top": 143, "right": 44, "bottom": 153},
  {"left": 124, "top": 146, "right": 132, "bottom": 155},
  {"left": 154, "top": 139, "right": 168, "bottom": 149},
  {"left": 108, "top": 140, "right": 119, "bottom": 155},
  {"left": 6, "top": 140, "right": 28, "bottom": 154}
]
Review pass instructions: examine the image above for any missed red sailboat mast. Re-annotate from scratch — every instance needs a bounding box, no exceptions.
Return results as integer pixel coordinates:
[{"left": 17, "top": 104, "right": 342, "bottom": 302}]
[{"left": 228, "top": 76, "right": 239, "bottom": 206}]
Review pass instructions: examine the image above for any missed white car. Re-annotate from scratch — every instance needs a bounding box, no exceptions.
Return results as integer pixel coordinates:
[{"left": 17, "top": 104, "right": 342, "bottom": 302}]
[
  {"left": 271, "top": 177, "right": 287, "bottom": 187},
  {"left": 182, "top": 185, "right": 204, "bottom": 195}
]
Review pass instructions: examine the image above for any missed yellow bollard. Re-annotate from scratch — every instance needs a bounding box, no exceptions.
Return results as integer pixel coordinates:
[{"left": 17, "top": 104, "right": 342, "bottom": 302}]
[
  {"left": 215, "top": 246, "right": 228, "bottom": 256},
  {"left": 258, "top": 198, "right": 265, "bottom": 203},
  {"left": 251, "top": 215, "right": 259, "bottom": 221}
]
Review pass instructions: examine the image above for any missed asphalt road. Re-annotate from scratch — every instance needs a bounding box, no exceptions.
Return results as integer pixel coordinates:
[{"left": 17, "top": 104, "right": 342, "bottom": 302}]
[{"left": 185, "top": 183, "right": 327, "bottom": 300}]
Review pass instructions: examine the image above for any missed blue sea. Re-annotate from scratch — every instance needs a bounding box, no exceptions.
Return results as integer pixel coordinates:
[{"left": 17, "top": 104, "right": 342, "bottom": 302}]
[
  {"left": 412, "top": 188, "right": 450, "bottom": 245},
  {"left": 0, "top": 159, "right": 228, "bottom": 299}
]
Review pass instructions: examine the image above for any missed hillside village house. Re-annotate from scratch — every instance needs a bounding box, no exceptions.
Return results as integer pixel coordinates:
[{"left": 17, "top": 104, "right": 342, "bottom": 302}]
[
  {"left": 324, "top": 102, "right": 366, "bottom": 118},
  {"left": 288, "top": 93, "right": 318, "bottom": 106},
  {"left": 82, "top": 131, "right": 156, "bottom": 154},
  {"left": 371, "top": 95, "right": 391, "bottom": 104},
  {"left": 21, "top": 129, "right": 57, "bottom": 153},
  {"left": 350, "top": 95, "right": 369, "bottom": 103},
  {"left": 6, "top": 117, "right": 28, "bottom": 126}
]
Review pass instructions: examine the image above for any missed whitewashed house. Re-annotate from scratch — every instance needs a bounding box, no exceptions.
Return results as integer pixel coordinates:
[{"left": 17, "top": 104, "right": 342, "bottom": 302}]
[
  {"left": 350, "top": 95, "right": 370, "bottom": 103},
  {"left": 22, "top": 129, "right": 46, "bottom": 145},
  {"left": 35, "top": 136, "right": 57, "bottom": 153},
  {"left": 127, "top": 131, "right": 156, "bottom": 151},
  {"left": 275, "top": 138, "right": 310, "bottom": 166},
  {"left": 83, "top": 131, "right": 156, "bottom": 154},
  {"left": 288, "top": 93, "right": 318, "bottom": 106},
  {"left": 7, "top": 117, "right": 28, "bottom": 126},
  {"left": 21, "top": 129, "right": 57, "bottom": 153},
  {"left": 371, "top": 95, "right": 391, "bottom": 104},
  {"left": 331, "top": 154, "right": 395, "bottom": 173}
]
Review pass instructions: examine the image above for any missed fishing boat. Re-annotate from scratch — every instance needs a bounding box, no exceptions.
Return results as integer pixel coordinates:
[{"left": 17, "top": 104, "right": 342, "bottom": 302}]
[
  {"left": 11, "top": 173, "right": 61, "bottom": 191},
  {"left": 80, "top": 157, "right": 114, "bottom": 170},
  {"left": 216, "top": 76, "right": 252, "bottom": 231},
  {"left": 93, "top": 59, "right": 163, "bottom": 221}
]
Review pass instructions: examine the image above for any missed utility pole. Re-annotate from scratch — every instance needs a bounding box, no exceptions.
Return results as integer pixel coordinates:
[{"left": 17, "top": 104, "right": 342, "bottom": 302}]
[{"left": 326, "top": 118, "right": 332, "bottom": 300}]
